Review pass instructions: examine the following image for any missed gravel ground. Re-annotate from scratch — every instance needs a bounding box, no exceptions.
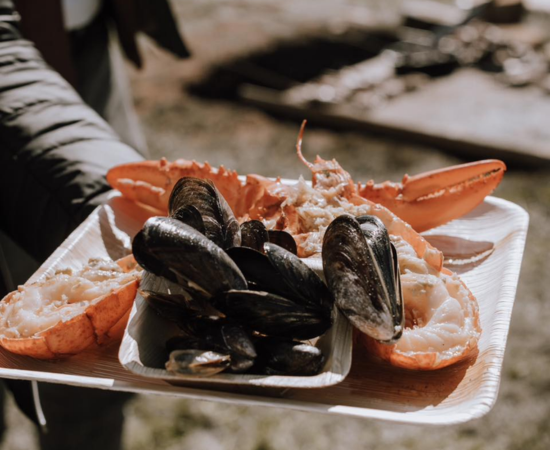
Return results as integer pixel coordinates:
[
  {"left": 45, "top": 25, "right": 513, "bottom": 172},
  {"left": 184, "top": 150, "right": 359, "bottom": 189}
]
[{"left": 2, "top": 1, "right": 549, "bottom": 449}]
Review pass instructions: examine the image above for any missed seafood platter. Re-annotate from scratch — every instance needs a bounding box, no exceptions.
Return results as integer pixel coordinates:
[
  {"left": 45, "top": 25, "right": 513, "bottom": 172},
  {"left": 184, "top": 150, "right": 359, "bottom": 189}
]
[{"left": 0, "top": 124, "right": 528, "bottom": 424}]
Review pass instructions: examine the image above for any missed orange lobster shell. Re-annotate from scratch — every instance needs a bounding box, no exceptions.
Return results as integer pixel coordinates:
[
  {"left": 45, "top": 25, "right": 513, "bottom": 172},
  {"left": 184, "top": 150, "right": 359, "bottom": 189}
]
[{"left": 0, "top": 255, "right": 139, "bottom": 360}]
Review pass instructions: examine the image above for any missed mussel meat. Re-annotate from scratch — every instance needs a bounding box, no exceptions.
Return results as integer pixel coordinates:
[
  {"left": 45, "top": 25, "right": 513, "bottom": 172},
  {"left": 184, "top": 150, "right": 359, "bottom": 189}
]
[{"left": 166, "top": 349, "right": 231, "bottom": 376}]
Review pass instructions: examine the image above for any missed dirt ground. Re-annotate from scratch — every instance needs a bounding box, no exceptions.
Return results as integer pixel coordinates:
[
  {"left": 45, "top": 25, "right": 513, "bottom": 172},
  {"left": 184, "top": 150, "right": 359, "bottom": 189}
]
[{"left": 2, "top": 1, "right": 550, "bottom": 449}]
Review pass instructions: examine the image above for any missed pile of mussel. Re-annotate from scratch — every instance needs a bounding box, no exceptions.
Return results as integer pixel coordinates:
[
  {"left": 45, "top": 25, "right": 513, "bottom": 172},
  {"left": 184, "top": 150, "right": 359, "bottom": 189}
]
[{"left": 132, "top": 177, "right": 404, "bottom": 377}]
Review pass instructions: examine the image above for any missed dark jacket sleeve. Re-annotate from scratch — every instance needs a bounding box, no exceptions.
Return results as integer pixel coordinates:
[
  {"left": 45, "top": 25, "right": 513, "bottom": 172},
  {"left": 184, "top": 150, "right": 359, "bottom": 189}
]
[{"left": 0, "top": 17, "right": 144, "bottom": 261}]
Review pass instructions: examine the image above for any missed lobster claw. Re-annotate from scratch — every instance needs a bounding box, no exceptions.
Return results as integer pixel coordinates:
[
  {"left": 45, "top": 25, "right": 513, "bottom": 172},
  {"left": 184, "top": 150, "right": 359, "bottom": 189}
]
[{"left": 358, "top": 160, "right": 506, "bottom": 232}]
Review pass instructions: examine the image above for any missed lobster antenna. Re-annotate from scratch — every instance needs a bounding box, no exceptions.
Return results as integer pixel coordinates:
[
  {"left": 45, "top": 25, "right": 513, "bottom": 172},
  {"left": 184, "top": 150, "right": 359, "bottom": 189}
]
[{"left": 296, "top": 120, "right": 313, "bottom": 169}]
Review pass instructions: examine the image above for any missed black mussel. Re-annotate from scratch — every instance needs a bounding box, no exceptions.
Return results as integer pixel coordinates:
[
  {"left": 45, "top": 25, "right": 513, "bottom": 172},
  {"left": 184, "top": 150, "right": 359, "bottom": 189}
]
[
  {"left": 322, "top": 214, "right": 404, "bottom": 343},
  {"left": 175, "top": 315, "right": 224, "bottom": 339},
  {"left": 220, "top": 323, "right": 257, "bottom": 373},
  {"left": 132, "top": 217, "right": 247, "bottom": 296},
  {"left": 226, "top": 246, "right": 297, "bottom": 300},
  {"left": 132, "top": 230, "right": 173, "bottom": 281},
  {"left": 357, "top": 215, "right": 403, "bottom": 329},
  {"left": 220, "top": 324, "right": 257, "bottom": 360},
  {"left": 239, "top": 221, "right": 298, "bottom": 256},
  {"left": 171, "top": 204, "right": 206, "bottom": 235},
  {"left": 168, "top": 320, "right": 257, "bottom": 374},
  {"left": 169, "top": 177, "right": 241, "bottom": 249},
  {"left": 142, "top": 290, "right": 223, "bottom": 322},
  {"left": 165, "top": 338, "right": 254, "bottom": 374},
  {"left": 264, "top": 243, "right": 333, "bottom": 316},
  {"left": 215, "top": 290, "right": 332, "bottom": 340},
  {"left": 240, "top": 220, "right": 269, "bottom": 252},
  {"left": 226, "top": 244, "right": 334, "bottom": 320},
  {"left": 166, "top": 349, "right": 231, "bottom": 376},
  {"left": 176, "top": 319, "right": 257, "bottom": 359},
  {"left": 254, "top": 338, "right": 325, "bottom": 376},
  {"left": 267, "top": 230, "right": 298, "bottom": 255},
  {"left": 178, "top": 319, "right": 257, "bottom": 360},
  {"left": 166, "top": 330, "right": 229, "bottom": 358},
  {"left": 178, "top": 317, "right": 257, "bottom": 359}
]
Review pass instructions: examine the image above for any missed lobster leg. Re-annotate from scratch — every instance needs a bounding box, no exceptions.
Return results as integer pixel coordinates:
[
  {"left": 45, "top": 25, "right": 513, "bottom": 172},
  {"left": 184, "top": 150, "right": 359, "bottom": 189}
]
[
  {"left": 106, "top": 159, "right": 271, "bottom": 218},
  {"left": 358, "top": 160, "right": 506, "bottom": 232},
  {"left": 107, "top": 159, "right": 173, "bottom": 214}
]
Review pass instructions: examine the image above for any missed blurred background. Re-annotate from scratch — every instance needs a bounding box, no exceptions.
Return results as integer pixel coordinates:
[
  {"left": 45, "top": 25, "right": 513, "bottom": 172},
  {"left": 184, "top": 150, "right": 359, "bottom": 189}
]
[{"left": 3, "top": 0, "right": 550, "bottom": 448}]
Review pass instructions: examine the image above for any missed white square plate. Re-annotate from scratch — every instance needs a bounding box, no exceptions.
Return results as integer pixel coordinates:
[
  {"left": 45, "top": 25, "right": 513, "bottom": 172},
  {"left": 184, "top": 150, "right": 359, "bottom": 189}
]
[{"left": 0, "top": 192, "right": 528, "bottom": 425}]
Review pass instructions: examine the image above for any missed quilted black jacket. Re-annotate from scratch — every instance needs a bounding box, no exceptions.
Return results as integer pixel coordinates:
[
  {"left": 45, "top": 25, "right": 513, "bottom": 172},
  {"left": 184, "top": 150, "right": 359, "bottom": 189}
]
[
  {"left": 0, "top": 1, "right": 143, "bottom": 430},
  {"left": 0, "top": 5, "right": 143, "bottom": 262}
]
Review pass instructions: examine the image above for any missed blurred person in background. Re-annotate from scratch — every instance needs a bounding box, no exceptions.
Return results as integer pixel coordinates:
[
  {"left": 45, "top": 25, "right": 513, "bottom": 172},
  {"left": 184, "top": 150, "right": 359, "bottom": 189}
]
[
  {"left": 14, "top": 0, "right": 190, "bottom": 156},
  {"left": 0, "top": 1, "right": 188, "bottom": 449}
]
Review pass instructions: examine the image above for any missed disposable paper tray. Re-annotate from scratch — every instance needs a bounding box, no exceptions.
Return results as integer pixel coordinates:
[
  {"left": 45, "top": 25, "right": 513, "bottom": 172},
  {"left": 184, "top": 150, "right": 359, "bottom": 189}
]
[{"left": 0, "top": 191, "right": 528, "bottom": 425}]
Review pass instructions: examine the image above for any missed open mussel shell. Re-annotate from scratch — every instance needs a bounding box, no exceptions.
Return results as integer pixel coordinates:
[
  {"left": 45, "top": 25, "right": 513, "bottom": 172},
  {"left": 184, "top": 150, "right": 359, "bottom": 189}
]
[
  {"left": 132, "top": 217, "right": 247, "bottom": 296},
  {"left": 215, "top": 290, "right": 332, "bottom": 340},
  {"left": 166, "top": 349, "right": 231, "bottom": 376},
  {"left": 253, "top": 337, "right": 324, "bottom": 376},
  {"left": 322, "top": 214, "right": 404, "bottom": 344},
  {"left": 169, "top": 177, "right": 241, "bottom": 249}
]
